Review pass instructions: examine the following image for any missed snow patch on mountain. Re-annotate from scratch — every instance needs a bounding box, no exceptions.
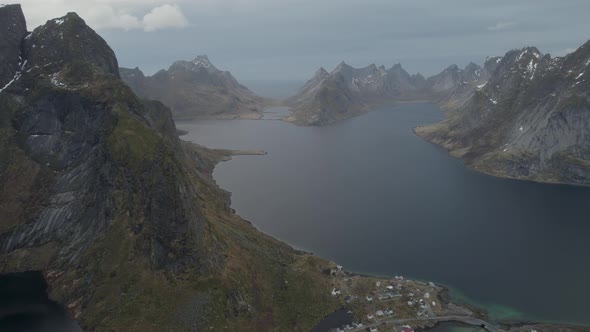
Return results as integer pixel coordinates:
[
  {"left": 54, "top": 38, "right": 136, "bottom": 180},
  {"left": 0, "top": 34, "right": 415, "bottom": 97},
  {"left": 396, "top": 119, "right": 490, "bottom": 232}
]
[{"left": 0, "top": 57, "right": 26, "bottom": 93}]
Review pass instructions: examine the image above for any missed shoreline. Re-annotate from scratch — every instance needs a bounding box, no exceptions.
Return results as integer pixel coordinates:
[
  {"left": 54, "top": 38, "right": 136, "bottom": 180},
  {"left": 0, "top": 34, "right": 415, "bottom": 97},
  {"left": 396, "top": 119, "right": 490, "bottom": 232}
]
[
  {"left": 192, "top": 141, "right": 589, "bottom": 332},
  {"left": 412, "top": 126, "right": 590, "bottom": 188}
]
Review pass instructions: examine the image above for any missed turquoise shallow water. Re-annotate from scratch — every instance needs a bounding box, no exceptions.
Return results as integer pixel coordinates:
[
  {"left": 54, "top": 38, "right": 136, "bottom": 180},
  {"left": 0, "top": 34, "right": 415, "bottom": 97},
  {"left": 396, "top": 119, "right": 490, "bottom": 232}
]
[{"left": 178, "top": 103, "right": 590, "bottom": 325}]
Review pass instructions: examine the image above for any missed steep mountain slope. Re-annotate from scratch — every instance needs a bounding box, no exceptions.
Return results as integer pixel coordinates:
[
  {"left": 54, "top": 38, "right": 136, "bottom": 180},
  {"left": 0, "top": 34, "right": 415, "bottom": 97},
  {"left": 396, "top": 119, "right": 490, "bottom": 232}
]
[
  {"left": 0, "top": 7, "right": 342, "bottom": 331},
  {"left": 120, "top": 56, "right": 270, "bottom": 119},
  {"left": 416, "top": 42, "right": 590, "bottom": 185},
  {"left": 0, "top": 4, "right": 26, "bottom": 89},
  {"left": 434, "top": 58, "right": 501, "bottom": 112},
  {"left": 284, "top": 64, "right": 368, "bottom": 125},
  {"left": 286, "top": 61, "right": 489, "bottom": 126}
]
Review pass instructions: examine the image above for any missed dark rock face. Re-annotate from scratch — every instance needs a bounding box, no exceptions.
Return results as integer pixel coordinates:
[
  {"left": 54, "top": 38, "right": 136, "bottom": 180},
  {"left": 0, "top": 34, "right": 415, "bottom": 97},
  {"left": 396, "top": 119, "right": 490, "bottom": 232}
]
[
  {"left": 416, "top": 41, "right": 590, "bottom": 185},
  {"left": 0, "top": 4, "right": 27, "bottom": 88},
  {"left": 3, "top": 91, "right": 116, "bottom": 259},
  {"left": 118, "top": 67, "right": 146, "bottom": 94},
  {"left": 0, "top": 5, "right": 211, "bottom": 318},
  {"left": 23, "top": 13, "right": 119, "bottom": 79},
  {"left": 0, "top": 11, "right": 140, "bottom": 267},
  {"left": 120, "top": 55, "right": 268, "bottom": 119}
]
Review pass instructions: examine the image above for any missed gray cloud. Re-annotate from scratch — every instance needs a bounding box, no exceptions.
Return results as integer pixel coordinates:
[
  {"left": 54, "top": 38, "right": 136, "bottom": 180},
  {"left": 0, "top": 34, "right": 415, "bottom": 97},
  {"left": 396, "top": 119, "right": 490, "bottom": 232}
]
[
  {"left": 3, "top": 0, "right": 190, "bottom": 31},
  {"left": 6, "top": 0, "right": 590, "bottom": 81},
  {"left": 487, "top": 21, "right": 517, "bottom": 31}
]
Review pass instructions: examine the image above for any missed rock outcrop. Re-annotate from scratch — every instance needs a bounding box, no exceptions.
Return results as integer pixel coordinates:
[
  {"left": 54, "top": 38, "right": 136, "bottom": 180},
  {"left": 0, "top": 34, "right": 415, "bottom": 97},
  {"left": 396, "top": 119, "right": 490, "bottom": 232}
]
[{"left": 0, "top": 4, "right": 27, "bottom": 89}]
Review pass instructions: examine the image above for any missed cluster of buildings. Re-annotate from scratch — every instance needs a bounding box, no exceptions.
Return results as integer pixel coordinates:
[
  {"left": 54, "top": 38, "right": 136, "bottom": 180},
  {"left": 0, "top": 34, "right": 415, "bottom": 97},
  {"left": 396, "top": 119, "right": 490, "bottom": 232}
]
[
  {"left": 329, "top": 268, "right": 439, "bottom": 332},
  {"left": 335, "top": 324, "right": 414, "bottom": 332}
]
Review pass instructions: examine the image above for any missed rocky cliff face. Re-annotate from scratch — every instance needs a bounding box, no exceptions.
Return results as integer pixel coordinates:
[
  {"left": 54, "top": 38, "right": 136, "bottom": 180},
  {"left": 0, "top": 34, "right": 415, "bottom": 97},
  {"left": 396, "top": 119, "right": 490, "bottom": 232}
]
[
  {"left": 286, "top": 60, "right": 491, "bottom": 126},
  {"left": 0, "top": 4, "right": 26, "bottom": 89},
  {"left": 1, "top": 6, "right": 212, "bottom": 296},
  {"left": 434, "top": 58, "right": 501, "bottom": 112},
  {"left": 0, "top": 7, "right": 339, "bottom": 331},
  {"left": 416, "top": 41, "right": 590, "bottom": 185},
  {"left": 120, "top": 55, "right": 270, "bottom": 119}
]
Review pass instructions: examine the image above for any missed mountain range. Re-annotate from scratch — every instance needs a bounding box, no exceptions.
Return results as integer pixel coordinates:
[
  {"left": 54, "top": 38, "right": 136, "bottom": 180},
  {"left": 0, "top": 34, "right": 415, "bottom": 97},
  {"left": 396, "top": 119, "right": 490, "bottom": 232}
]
[
  {"left": 416, "top": 42, "right": 590, "bottom": 185},
  {"left": 1, "top": 2, "right": 590, "bottom": 330},
  {"left": 286, "top": 41, "right": 590, "bottom": 186},
  {"left": 120, "top": 56, "right": 270, "bottom": 119},
  {"left": 285, "top": 59, "right": 502, "bottom": 126}
]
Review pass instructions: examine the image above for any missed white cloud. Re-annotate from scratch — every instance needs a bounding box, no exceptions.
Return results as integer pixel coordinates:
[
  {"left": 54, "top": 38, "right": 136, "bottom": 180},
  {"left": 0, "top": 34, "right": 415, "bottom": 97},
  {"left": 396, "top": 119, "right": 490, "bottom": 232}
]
[
  {"left": 3, "top": 0, "right": 190, "bottom": 31},
  {"left": 83, "top": 4, "right": 142, "bottom": 30},
  {"left": 142, "top": 4, "right": 189, "bottom": 32},
  {"left": 487, "top": 21, "right": 516, "bottom": 31}
]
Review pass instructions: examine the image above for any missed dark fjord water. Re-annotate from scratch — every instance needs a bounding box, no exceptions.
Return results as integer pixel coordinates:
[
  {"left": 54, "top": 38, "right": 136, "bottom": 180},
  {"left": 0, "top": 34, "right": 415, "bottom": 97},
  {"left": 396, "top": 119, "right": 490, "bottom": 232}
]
[
  {"left": 177, "top": 103, "right": 590, "bottom": 325},
  {"left": 0, "top": 271, "right": 81, "bottom": 332}
]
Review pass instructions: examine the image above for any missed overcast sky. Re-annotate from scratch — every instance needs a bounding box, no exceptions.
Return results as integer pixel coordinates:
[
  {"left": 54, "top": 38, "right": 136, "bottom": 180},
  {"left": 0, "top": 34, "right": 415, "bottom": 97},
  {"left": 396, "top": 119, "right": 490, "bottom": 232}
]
[{"left": 7, "top": 0, "right": 590, "bottom": 81}]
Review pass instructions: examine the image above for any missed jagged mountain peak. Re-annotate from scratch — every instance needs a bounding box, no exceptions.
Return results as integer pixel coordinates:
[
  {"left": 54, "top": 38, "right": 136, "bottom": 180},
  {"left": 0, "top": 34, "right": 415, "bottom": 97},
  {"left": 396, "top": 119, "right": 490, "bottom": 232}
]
[
  {"left": 332, "top": 60, "right": 352, "bottom": 73},
  {"left": 463, "top": 62, "right": 482, "bottom": 81},
  {"left": 191, "top": 54, "right": 213, "bottom": 68},
  {"left": 120, "top": 66, "right": 145, "bottom": 77},
  {"left": 390, "top": 63, "right": 403, "bottom": 70},
  {"left": 316, "top": 66, "right": 329, "bottom": 75},
  {"left": 506, "top": 46, "right": 544, "bottom": 63},
  {"left": 312, "top": 67, "right": 330, "bottom": 81},
  {"left": 484, "top": 56, "right": 502, "bottom": 65},
  {"left": 48, "top": 11, "right": 82, "bottom": 25},
  {"left": 413, "top": 72, "right": 425, "bottom": 80},
  {"left": 444, "top": 64, "right": 461, "bottom": 72},
  {"left": 23, "top": 10, "right": 120, "bottom": 81},
  {"left": 465, "top": 62, "right": 481, "bottom": 71},
  {"left": 388, "top": 63, "right": 411, "bottom": 77},
  {"left": 170, "top": 55, "right": 220, "bottom": 73},
  {"left": 0, "top": 3, "right": 22, "bottom": 11}
]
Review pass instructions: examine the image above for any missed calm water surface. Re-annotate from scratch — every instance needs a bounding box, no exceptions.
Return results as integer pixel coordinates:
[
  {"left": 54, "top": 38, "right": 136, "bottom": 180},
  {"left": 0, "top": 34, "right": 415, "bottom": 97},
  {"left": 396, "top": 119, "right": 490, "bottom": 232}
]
[{"left": 177, "top": 103, "right": 590, "bottom": 324}]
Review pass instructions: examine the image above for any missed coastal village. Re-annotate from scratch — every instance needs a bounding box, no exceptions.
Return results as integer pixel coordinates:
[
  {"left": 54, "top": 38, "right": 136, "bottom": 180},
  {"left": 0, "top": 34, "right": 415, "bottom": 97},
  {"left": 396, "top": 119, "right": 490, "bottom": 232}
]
[
  {"left": 324, "top": 263, "right": 487, "bottom": 332},
  {"left": 322, "top": 264, "right": 586, "bottom": 332}
]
